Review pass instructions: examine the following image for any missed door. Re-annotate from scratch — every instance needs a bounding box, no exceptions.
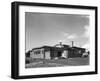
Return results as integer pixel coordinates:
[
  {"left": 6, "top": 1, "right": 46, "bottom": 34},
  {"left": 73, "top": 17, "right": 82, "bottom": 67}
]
[{"left": 57, "top": 52, "right": 62, "bottom": 57}]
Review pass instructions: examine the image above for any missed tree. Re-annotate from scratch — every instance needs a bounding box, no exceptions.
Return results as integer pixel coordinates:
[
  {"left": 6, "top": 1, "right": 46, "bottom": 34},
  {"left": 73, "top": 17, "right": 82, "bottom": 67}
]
[{"left": 26, "top": 50, "right": 31, "bottom": 57}]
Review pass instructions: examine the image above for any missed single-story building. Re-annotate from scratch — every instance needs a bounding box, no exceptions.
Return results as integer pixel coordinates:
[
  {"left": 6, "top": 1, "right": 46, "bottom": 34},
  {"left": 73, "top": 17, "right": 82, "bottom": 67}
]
[{"left": 27, "top": 43, "right": 86, "bottom": 59}]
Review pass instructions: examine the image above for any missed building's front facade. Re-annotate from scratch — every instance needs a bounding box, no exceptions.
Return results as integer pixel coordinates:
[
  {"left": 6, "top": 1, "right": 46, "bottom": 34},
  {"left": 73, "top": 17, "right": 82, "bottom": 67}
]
[{"left": 29, "top": 43, "right": 86, "bottom": 60}]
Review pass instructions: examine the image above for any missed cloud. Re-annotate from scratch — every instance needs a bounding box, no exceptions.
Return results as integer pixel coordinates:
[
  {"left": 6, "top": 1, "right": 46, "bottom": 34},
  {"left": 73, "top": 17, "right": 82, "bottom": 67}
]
[
  {"left": 59, "top": 40, "right": 66, "bottom": 43},
  {"left": 82, "top": 43, "right": 90, "bottom": 51},
  {"left": 67, "top": 34, "right": 77, "bottom": 39},
  {"left": 62, "top": 32, "right": 68, "bottom": 37},
  {"left": 62, "top": 32, "right": 78, "bottom": 40},
  {"left": 83, "top": 25, "right": 90, "bottom": 38},
  {"left": 81, "top": 15, "right": 89, "bottom": 18},
  {"left": 82, "top": 25, "right": 90, "bottom": 51}
]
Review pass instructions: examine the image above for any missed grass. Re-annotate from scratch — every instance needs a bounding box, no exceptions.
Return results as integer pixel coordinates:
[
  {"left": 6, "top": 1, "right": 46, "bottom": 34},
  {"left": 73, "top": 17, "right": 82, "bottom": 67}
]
[{"left": 25, "top": 57, "right": 89, "bottom": 68}]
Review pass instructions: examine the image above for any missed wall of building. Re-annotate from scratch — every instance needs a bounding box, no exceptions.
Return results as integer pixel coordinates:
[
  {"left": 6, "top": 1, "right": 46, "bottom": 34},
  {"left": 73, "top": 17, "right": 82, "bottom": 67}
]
[
  {"left": 45, "top": 51, "right": 51, "bottom": 59},
  {"left": 68, "top": 49, "right": 84, "bottom": 58},
  {"left": 30, "top": 48, "right": 44, "bottom": 59}
]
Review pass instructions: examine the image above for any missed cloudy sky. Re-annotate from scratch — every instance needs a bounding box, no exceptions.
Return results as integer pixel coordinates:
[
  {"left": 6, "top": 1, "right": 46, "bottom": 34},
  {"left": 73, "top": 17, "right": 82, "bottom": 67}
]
[{"left": 25, "top": 12, "right": 90, "bottom": 52}]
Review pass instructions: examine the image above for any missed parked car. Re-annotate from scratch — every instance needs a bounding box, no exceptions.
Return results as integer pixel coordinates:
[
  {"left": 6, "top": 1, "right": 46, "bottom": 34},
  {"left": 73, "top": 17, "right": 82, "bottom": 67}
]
[{"left": 82, "top": 52, "right": 89, "bottom": 57}]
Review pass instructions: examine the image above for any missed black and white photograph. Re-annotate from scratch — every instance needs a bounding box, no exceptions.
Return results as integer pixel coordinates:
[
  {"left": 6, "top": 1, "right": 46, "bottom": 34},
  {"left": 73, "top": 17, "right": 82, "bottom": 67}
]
[
  {"left": 11, "top": 1, "right": 97, "bottom": 79},
  {"left": 25, "top": 13, "right": 90, "bottom": 68}
]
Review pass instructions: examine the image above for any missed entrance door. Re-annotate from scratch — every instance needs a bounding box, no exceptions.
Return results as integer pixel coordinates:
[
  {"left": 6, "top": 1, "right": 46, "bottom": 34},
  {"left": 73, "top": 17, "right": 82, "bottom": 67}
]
[{"left": 57, "top": 52, "right": 62, "bottom": 57}]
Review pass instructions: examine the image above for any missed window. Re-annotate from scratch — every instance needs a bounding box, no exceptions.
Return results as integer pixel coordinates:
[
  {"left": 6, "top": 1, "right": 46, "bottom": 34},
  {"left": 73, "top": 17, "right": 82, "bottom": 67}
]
[{"left": 34, "top": 50, "right": 41, "bottom": 54}]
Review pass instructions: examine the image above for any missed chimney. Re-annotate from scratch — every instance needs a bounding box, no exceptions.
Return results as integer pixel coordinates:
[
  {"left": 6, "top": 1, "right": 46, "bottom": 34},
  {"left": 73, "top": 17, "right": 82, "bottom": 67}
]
[
  {"left": 71, "top": 41, "right": 74, "bottom": 47},
  {"left": 60, "top": 42, "right": 62, "bottom": 45},
  {"left": 59, "top": 42, "right": 63, "bottom": 48}
]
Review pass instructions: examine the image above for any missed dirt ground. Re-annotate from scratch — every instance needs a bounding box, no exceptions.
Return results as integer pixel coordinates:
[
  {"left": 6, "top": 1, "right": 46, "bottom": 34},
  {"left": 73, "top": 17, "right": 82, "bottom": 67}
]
[{"left": 25, "top": 57, "right": 89, "bottom": 68}]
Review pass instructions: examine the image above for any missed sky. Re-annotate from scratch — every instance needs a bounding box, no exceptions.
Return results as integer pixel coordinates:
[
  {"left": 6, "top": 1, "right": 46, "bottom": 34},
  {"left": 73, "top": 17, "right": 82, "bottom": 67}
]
[{"left": 25, "top": 12, "right": 90, "bottom": 52}]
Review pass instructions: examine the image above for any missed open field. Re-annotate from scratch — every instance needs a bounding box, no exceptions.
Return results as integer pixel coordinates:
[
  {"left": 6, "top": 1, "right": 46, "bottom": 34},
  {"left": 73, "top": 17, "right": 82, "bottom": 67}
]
[{"left": 25, "top": 57, "right": 89, "bottom": 68}]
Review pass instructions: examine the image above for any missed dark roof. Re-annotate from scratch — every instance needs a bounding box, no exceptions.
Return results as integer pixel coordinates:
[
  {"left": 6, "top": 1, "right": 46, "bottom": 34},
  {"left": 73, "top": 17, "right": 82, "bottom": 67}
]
[
  {"left": 72, "top": 46, "right": 85, "bottom": 50},
  {"left": 32, "top": 45, "right": 65, "bottom": 51},
  {"left": 32, "top": 46, "right": 53, "bottom": 50},
  {"left": 32, "top": 45, "right": 85, "bottom": 51}
]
